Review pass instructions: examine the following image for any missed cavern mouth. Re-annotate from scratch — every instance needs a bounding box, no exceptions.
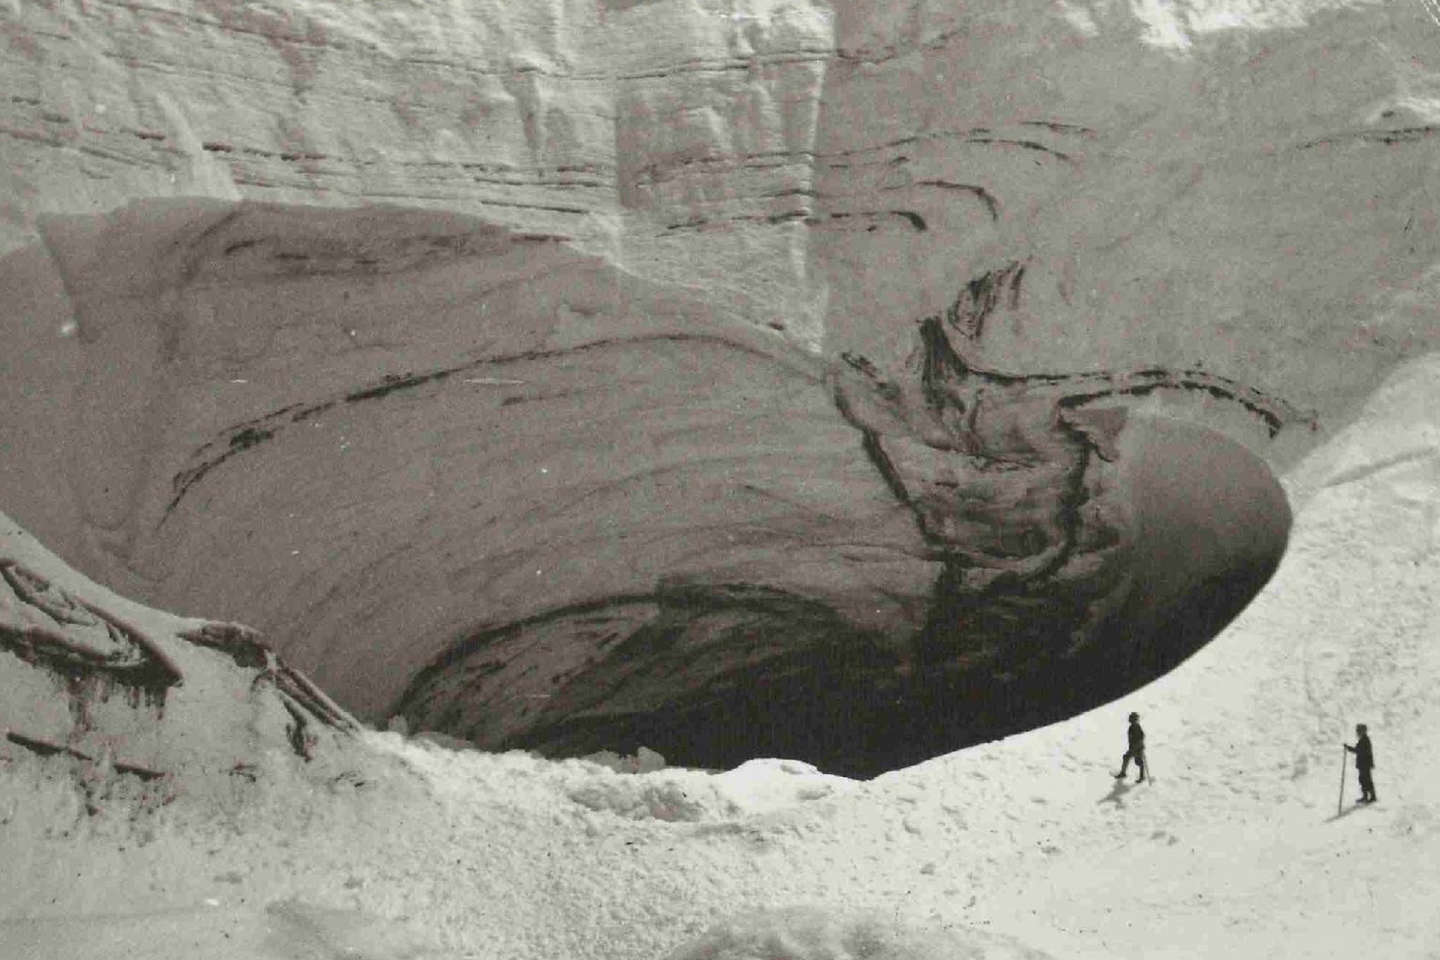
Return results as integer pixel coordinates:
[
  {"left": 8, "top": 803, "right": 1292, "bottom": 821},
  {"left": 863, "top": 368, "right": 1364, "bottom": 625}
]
[
  {"left": 0, "top": 199, "right": 1293, "bottom": 778},
  {"left": 1108, "top": 414, "right": 1293, "bottom": 672},
  {"left": 398, "top": 414, "right": 1291, "bottom": 778}
]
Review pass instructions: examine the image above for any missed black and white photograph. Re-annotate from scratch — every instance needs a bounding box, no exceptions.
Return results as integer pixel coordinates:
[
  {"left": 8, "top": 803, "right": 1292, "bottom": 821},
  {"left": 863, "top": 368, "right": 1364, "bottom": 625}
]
[{"left": 1, "top": 1, "right": 1437, "bottom": 956}]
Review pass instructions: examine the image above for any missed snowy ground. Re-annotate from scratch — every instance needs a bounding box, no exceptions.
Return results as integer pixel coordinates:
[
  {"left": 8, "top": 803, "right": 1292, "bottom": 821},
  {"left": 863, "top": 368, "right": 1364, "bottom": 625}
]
[{"left": 3, "top": 357, "right": 1440, "bottom": 959}]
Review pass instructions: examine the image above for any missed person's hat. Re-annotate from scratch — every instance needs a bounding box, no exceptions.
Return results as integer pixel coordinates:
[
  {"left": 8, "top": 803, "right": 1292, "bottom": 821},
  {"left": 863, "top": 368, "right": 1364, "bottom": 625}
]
[
  {"left": 1357, "top": 723, "right": 1367, "bottom": 732},
  {"left": 1128, "top": 712, "right": 1139, "bottom": 720}
]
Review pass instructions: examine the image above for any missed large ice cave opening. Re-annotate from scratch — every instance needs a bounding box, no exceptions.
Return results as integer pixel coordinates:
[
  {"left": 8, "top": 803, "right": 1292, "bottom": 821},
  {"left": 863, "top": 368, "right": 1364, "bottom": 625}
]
[{"left": 1, "top": 199, "right": 1292, "bottom": 776}]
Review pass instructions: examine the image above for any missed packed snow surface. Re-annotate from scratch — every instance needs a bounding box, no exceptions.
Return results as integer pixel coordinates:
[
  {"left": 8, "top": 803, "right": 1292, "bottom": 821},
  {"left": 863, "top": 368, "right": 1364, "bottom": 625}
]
[{"left": 3, "top": 357, "right": 1439, "bottom": 959}]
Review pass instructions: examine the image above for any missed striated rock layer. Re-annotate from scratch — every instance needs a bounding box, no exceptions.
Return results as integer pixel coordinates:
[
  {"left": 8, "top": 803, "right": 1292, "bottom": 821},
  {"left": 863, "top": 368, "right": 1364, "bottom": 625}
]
[{"left": 1, "top": 0, "right": 1434, "bottom": 772}]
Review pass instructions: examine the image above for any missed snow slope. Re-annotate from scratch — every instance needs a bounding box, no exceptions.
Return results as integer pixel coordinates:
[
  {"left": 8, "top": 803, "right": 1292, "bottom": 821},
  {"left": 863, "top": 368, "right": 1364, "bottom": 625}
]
[
  {"left": 3, "top": 355, "right": 1439, "bottom": 959},
  {"left": 7, "top": 0, "right": 1440, "bottom": 784}
]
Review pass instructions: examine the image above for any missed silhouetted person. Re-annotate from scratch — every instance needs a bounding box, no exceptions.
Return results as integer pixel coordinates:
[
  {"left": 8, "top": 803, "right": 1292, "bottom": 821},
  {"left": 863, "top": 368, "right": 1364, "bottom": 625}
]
[
  {"left": 1115, "top": 711, "right": 1146, "bottom": 782},
  {"left": 1344, "top": 723, "right": 1376, "bottom": 803}
]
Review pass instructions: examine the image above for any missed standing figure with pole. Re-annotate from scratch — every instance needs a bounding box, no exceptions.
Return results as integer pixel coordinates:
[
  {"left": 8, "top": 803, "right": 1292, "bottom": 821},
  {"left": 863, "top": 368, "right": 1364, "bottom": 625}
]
[{"left": 1344, "top": 723, "right": 1377, "bottom": 804}]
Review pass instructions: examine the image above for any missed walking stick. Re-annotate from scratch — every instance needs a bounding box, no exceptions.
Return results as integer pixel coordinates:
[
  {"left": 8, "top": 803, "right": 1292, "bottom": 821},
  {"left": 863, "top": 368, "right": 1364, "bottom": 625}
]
[{"left": 1337, "top": 745, "right": 1347, "bottom": 815}]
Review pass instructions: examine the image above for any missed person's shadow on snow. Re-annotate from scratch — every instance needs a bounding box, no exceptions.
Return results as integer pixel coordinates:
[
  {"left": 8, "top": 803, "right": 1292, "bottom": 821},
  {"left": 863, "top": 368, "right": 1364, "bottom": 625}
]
[
  {"left": 1098, "top": 778, "right": 1132, "bottom": 807},
  {"left": 1323, "top": 802, "right": 1376, "bottom": 824}
]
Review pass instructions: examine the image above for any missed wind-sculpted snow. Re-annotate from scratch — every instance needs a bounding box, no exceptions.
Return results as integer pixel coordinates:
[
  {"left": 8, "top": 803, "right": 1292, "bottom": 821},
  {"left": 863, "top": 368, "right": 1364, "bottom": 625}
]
[
  {"left": 0, "top": 561, "right": 182, "bottom": 710},
  {"left": 0, "top": 513, "right": 362, "bottom": 816}
]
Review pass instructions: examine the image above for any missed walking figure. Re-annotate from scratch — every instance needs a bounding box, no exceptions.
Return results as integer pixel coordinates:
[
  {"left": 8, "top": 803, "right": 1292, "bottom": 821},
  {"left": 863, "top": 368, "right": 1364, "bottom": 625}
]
[
  {"left": 1344, "top": 723, "right": 1376, "bottom": 804},
  {"left": 1114, "top": 711, "right": 1146, "bottom": 783}
]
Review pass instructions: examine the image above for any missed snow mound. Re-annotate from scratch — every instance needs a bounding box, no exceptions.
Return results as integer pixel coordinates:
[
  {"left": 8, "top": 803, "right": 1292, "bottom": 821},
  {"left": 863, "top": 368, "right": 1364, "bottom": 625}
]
[
  {"left": 710, "top": 759, "right": 857, "bottom": 816},
  {"left": 568, "top": 773, "right": 719, "bottom": 822},
  {"left": 581, "top": 746, "right": 668, "bottom": 774},
  {"left": 562, "top": 758, "right": 857, "bottom": 822},
  {"left": 661, "top": 906, "right": 1055, "bottom": 960}
]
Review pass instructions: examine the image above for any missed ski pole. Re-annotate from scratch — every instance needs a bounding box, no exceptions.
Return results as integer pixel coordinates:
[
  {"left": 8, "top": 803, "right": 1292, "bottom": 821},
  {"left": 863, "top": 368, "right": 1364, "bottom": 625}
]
[{"left": 1337, "top": 745, "right": 1347, "bottom": 815}]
